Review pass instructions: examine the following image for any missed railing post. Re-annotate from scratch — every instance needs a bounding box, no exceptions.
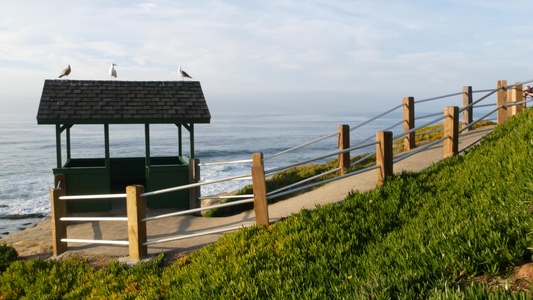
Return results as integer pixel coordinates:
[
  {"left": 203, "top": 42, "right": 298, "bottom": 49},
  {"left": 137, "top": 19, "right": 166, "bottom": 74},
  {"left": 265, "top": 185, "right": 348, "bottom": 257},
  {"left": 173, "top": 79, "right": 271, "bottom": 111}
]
[
  {"left": 497, "top": 80, "right": 508, "bottom": 124},
  {"left": 127, "top": 185, "right": 147, "bottom": 260},
  {"left": 444, "top": 106, "right": 459, "bottom": 158},
  {"left": 462, "top": 86, "right": 473, "bottom": 131},
  {"left": 376, "top": 131, "right": 393, "bottom": 186},
  {"left": 509, "top": 82, "right": 524, "bottom": 116},
  {"left": 403, "top": 97, "right": 415, "bottom": 150},
  {"left": 251, "top": 153, "right": 269, "bottom": 227},
  {"left": 50, "top": 174, "right": 67, "bottom": 256},
  {"left": 189, "top": 158, "right": 201, "bottom": 213},
  {"left": 338, "top": 125, "right": 350, "bottom": 175}
]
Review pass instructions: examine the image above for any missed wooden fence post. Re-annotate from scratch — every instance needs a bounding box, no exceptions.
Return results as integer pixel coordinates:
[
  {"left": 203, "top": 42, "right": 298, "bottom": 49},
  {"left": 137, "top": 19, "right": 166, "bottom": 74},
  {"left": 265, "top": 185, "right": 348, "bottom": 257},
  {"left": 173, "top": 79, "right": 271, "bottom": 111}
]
[
  {"left": 50, "top": 174, "right": 67, "bottom": 256},
  {"left": 376, "top": 131, "right": 393, "bottom": 186},
  {"left": 497, "top": 80, "right": 507, "bottom": 124},
  {"left": 509, "top": 83, "right": 524, "bottom": 116},
  {"left": 127, "top": 185, "right": 147, "bottom": 260},
  {"left": 403, "top": 97, "right": 415, "bottom": 150},
  {"left": 251, "top": 153, "right": 269, "bottom": 227},
  {"left": 338, "top": 125, "right": 350, "bottom": 176},
  {"left": 189, "top": 158, "right": 201, "bottom": 213},
  {"left": 444, "top": 106, "right": 459, "bottom": 158},
  {"left": 462, "top": 86, "right": 473, "bottom": 131}
]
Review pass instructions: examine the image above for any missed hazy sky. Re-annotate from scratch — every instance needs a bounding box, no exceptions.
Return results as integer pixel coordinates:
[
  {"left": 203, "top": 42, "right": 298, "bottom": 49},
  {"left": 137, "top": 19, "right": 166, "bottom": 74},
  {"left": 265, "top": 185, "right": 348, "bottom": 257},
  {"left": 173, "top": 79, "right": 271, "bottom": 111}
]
[{"left": 1, "top": 0, "right": 531, "bottom": 116}]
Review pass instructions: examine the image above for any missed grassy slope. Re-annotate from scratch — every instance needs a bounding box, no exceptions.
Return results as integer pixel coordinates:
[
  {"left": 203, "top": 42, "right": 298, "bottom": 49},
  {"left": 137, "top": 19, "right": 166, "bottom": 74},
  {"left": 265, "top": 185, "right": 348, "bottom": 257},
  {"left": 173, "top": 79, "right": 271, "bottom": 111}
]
[{"left": 1, "top": 112, "right": 533, "bottom": 298}]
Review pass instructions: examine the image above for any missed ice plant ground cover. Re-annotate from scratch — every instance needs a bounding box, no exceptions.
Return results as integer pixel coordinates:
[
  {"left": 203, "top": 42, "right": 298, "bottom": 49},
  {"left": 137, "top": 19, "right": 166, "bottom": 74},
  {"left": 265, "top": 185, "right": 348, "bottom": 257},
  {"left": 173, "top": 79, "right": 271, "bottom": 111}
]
[{"left": 1, "top": 111, "right": 533, "bottom": 298}]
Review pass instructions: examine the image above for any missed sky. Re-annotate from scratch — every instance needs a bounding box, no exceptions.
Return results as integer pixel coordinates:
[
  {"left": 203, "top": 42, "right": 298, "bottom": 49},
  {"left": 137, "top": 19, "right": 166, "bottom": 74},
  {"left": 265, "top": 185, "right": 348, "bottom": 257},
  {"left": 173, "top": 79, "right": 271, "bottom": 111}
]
[{"left": 1, "top": 0, "right": 532, "bottom": 116}]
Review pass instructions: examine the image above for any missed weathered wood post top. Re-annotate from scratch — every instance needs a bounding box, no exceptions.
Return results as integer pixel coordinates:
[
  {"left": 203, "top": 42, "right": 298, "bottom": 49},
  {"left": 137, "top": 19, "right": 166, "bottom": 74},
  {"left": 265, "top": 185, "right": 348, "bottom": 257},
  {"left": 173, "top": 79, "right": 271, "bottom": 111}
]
[{"left": 36, "top": 80, "right": 211, "bottom": 211}]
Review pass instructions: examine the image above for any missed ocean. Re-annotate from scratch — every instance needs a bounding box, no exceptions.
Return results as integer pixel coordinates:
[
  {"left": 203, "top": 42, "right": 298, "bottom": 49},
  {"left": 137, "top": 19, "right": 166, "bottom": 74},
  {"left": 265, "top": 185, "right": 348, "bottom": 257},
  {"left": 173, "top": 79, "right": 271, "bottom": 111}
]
[{"left": 0, "top": 111, "right": 405, "bottom": 238}]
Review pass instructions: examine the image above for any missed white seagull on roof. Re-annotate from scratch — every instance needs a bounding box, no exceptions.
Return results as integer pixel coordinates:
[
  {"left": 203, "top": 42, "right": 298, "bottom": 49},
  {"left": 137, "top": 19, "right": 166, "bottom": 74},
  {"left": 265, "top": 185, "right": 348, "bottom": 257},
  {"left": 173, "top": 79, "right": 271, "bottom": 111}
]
[
  {"left": 178, "top": 66, "right": 192, "bottom": 81},
  {"left": 109, "top": 63, "right": 117, "bottom": 79},
  {"left": 59, "top": 64, "right": 71, "bottom": 78}
]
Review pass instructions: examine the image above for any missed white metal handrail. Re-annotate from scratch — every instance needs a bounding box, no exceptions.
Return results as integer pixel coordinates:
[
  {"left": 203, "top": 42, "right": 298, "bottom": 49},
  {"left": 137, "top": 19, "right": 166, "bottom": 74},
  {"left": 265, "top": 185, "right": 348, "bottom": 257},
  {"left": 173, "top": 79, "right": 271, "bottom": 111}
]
[
  {"left": 61, "top": 238, "right": 129, "bottom": 245},
  {"left": 264, "top": 132, "right": 339, "bottom": 161},
  {"left": 60, "top": 217, "right": 128, "bottom": 222},
  {"left": 415, "top": 127, "right": 443, "bottom": 137},
  {"left": 508, "top": 99, "right": 533, "bottom": 106},
  {"left": 459, "top": 105, "right": 503, "bottom": 134},
  {"left": 199, "top": 194, "right": 253, "bottom": 200},
  {"left": 265, "top": 140, "right": 379, "bottom": 175},
  {"left": 393, "top": 136, "right": 447, "bottom": 164},
  {"left": 140, "top": 173, "right": 251, "bottom": 197},
  {"left": 394, "top": 114, "right": 447, "bottom": 141},
  {"left": 266, "top": 167, "right": 340, "bottom": 197},
  {"left": 350, "top": 104, "right": 403, "bottom": 132},
  {"left": 142, "top": 198, "right": 255, "bottom": 222},
  {"left": 199, "top": 159, "right": 253, "bottom": 166},
  {"left": 267, "top": 164, "right": 380, "bottom": 201},
  {"left": 415, "top": 91, "right": 464, "bottom": 104},
  {"left": 350, "top": 151, "right": 376, "bottom": 168},
  {"left": 60, "top": 193, "right": 127, "bottom": 200},
  {"left": 416, "top": 112, "right": 442, "bottom": 120},
  {"left": 471, "top": 103, "right": 497, "bottom": 109},
  {"left": 460, "top": 88, "right": 499, "bottom": 113},
  {"left": 458, "top": 136, "right": 486, "bottom": 154},
  {"left": 143, "top": 224, "right": 254, "bottom": 246},
  {"left": 472, "top": 89, "right": 495, "bottom": 93},
  {"left": 352, "top": 120, "right": 403, "bottom": 150}
]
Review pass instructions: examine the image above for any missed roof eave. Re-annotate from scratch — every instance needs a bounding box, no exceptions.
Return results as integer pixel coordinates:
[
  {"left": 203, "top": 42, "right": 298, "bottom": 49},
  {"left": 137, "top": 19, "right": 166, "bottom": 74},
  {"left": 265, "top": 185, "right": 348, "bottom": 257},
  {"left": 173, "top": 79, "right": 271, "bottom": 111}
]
[{"left": 36, "top": 118, "right": 211, "bottom": 125}]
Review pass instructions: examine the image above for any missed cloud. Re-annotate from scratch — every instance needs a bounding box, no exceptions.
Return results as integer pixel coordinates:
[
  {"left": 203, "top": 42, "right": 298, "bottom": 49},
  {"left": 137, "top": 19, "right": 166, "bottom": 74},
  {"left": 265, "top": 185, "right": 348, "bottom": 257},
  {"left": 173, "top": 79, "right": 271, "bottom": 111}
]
[{"left": 1, "top": 0, "right": 532, "bottom": 115}]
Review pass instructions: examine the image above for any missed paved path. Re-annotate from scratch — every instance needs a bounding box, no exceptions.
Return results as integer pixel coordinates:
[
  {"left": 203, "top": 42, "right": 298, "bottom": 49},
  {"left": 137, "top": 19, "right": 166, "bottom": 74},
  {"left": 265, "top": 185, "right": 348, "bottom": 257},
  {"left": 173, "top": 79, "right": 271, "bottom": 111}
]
[{"left": 0, "top": 126, "right": 495, "bottom": 261}]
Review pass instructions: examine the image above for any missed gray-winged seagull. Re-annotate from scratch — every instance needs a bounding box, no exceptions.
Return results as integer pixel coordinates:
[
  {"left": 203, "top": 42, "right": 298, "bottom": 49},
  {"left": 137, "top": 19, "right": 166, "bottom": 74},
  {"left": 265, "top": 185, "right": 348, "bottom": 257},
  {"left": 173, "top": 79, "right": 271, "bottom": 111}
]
[
  {"left": 59, "top": 65, "right": 71, "bottom": 78},
  {"left": 178, "top": 66, "right": 192, "bottom": 80},
  {"left": 109, "top": 63, "right": 117, "bottom": 79}
]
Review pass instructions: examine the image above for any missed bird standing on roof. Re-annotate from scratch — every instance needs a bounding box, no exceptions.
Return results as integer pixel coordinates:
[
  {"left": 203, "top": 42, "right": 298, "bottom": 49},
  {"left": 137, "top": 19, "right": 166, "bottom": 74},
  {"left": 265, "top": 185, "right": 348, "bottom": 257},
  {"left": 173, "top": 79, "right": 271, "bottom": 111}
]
[
  {"left": 178, "top": 66, "right": 192, "bottom": 81},
  {"left": 58, "top": 65, "right": 71, "bottom": 78},
  {"left": 109, "top": 63, "right": 117, "bottom": 79}
]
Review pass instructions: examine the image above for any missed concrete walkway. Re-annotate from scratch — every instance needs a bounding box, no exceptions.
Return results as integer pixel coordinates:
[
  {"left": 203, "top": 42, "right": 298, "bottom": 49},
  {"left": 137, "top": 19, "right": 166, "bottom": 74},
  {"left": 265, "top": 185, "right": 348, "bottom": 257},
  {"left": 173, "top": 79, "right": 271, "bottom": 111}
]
[{"left": 0, "top": 126, "right": 495, "bottom": 260}]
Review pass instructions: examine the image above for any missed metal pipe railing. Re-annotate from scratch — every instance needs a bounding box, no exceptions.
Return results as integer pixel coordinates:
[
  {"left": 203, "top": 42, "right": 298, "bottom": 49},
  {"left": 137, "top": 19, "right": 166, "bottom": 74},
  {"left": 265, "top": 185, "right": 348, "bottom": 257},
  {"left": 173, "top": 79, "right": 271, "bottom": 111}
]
[
  {"left": 460, "top": 88, "right": 499, "bottom": 113},
  {"left": 267, "top": 164, "right": 380, "bottom": 201},
  {"left": 350, "top": 104, "right": 403, "bottom": 132},
  {"left": 61, "top": 238, "right": 129, "bottom": 245},
  {"left": 416, "top": 112, "right": 442, "bottom": 120},
  {"left": 199, "top": 159, "right": 253, "bottom": 166},
  {"left": 142, "top": 198, "right": 255, "bottom": 222},
  {"left": 415, "top": 91, "right": 463, "bottom": 104},
  {"left": 264, "top": 132, "right": 339, "bottom": 161},
  {"left": 199, "top": 194, "right": 253, "bottom": 200},
  {"left": 265, "top": 140, "right": 378, "bottom": 175},
  {"left": 415, "top": 127, "right": 443, "bottom": 137},
  {"left": 143, "top": 224, "right": 254, "bottom": 246},
  {"left": 393, "top": 136, "right": 447, "bottom": 164},
  {"left": 352, "top": 120, "right": 404, "bottom": 149},
  {"left": 458, "top": 136, "right": 485, "bottom": 155},
  {"left": 266, "top": 167, "right": 340, "bottom": 197},
  {"left": 141, "top": 173, "right": 251, "bottom": 197},
  {"left": 459, "top": 105, "right": 503, "bottom": 133},
  {"left": 350, "top": 151, "right": 375, "bottom": 168},
  {"left": 60, "top": 193, "right": 127, "bottom": 200},
  {"left": 394, "top": 114, "right": 446, "bottom": 140},
  {"left": 60, "top": 217, "right": 128, "bottom": 222}
]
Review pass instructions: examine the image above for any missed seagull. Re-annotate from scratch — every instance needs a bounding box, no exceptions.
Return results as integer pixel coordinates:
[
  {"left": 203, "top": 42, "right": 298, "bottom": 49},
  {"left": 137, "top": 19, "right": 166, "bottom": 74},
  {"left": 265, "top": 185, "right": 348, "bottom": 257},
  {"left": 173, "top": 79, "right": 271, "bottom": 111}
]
[
  {"left": 58, "top": 65, "right": 71, "bottom": 78},
  {"left": 178, "top": 66, "right": 192, "bottom": 81},
  {"left": 109, "top": 63, "right": 117, "bottom": 79}
]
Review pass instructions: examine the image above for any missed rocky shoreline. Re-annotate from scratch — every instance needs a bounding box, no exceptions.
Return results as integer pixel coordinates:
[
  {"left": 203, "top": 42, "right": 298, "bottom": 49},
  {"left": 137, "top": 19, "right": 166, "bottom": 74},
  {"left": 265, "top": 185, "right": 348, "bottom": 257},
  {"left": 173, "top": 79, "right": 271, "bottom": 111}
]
[{"left": 0, "top": 214, "right": 47, "bottom": 239}]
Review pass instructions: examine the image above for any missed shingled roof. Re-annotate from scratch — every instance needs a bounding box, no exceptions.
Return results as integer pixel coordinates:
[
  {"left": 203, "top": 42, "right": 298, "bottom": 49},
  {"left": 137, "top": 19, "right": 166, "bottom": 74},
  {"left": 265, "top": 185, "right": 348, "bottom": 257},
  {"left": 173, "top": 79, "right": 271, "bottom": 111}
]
[{"left": 36, "top": 80, "right": 211, "bottom": 125}]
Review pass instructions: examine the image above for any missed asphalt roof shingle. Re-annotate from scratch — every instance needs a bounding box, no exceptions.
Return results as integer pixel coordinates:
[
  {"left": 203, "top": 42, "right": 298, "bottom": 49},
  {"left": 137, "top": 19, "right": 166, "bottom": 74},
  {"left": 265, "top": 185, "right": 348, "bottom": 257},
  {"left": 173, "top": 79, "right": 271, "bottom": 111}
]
[{"left": 36, "top": 80, "right": 211, "bottom": 124}]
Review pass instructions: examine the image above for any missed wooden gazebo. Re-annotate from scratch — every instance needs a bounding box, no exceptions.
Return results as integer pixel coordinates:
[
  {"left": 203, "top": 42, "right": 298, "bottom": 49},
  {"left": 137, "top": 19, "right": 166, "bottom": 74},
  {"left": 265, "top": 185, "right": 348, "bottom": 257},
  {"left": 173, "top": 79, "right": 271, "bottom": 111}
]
[{"left": 36, "top": 79, "right": 210, "bottom": 212}]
